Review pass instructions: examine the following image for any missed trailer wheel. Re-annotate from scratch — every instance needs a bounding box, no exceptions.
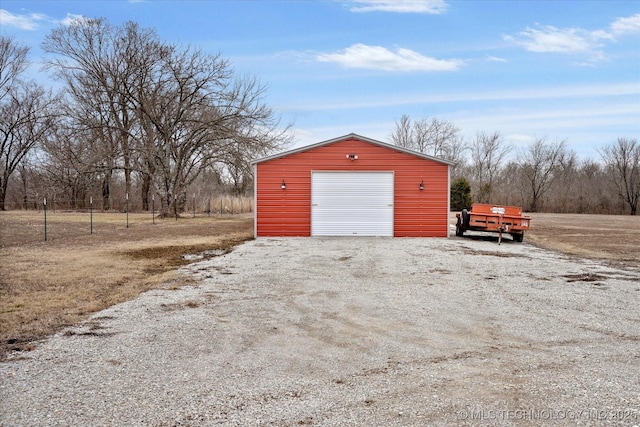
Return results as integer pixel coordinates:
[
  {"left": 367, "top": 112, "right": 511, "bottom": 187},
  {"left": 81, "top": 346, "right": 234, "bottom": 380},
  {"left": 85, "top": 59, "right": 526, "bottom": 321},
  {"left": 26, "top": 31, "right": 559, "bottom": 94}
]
[
  {"left": 461, "top": 209, "right": 470, "bottom": 228},
  {"left": 512, "top": 233, "right": 524, "bottom": 243},
  {"left": 455, "top": 216, "right": 465, "bottom": 237}
]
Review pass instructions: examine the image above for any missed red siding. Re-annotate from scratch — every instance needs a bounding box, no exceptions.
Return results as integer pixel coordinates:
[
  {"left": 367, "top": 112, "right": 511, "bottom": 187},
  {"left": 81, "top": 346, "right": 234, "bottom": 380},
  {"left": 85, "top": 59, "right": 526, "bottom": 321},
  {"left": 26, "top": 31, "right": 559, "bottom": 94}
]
[{"left": 255, "top": 137, "right": 449, "bottom": 237}]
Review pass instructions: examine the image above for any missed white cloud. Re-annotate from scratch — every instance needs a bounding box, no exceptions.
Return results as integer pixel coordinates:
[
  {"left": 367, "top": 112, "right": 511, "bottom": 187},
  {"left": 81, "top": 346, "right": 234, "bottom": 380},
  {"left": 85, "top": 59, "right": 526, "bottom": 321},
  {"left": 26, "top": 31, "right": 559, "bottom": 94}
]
[
  {"left": 0, "top": 9, "right": 47, "bottom": 30},
  {"left": 504, "top": 13, "right": 640, "bottom": 63},
  {"left": 316, "top": 43, "right": 463, "bottom": 71},
  {"left": 504, "top": 24, "right": 606, "bottom": 53},
  {"left": 344, "top": 0, "right": 447, "bottom": 14},
  {"left": 611, "top": 13, "right": 640, "bottom": 35},
  {"left": 0, "top": 9, "right": 92, "bottom": 30},
  {"left": 486, "top": 55, "right": 508, "bottom": 63},
  {"left": 61, "top": 13, "right": 89, "bottom": 26}
]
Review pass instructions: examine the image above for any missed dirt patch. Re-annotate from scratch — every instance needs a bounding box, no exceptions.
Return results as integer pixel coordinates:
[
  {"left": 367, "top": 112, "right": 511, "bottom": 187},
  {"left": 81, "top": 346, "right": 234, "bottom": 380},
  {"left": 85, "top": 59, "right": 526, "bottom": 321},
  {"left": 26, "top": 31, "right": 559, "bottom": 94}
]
[
  {"left": 563, "top": 272, "right": 609, "bottom": 282},
  {"left": 461, "top": 247, "right": 531, "bottom": 258}
]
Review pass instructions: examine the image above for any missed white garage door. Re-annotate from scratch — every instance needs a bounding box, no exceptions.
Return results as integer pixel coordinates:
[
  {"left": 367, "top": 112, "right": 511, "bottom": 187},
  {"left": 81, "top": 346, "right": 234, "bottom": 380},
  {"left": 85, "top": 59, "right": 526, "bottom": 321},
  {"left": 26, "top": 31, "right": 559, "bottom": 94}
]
[{"left": 311, "top": 171, "right": 394, "bottom": 236}]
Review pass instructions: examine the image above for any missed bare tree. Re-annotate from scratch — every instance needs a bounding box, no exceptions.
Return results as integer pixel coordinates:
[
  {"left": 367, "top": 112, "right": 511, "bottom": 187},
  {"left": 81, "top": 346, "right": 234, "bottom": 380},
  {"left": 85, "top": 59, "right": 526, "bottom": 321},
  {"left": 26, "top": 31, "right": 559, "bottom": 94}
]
[
  {"left": 0, "top": 36, "right": 30, "bottom": 102},
  {"left": 600, "top": 137, "right": 639, "bottom": 215},
  {"left": 424, "top": 117, "right": 460, "bottom": 158},
  {"left": 411, "top": 117, "right": 431, "bottom": 153},
  {"left": 470, "top": 131, "right": 511, "bottom": 203},
  {"left": 498, "top": 160, "right": 523, "bottom": 206},
  {"left": 40, "top": 122, "right": 103, "bottom": 209},
  {"left": 0, "top": 60, "right": 57, "bottom": 210},
  {"left": 517, "top": 137, "right": 568, "bottom": 212},
  {"left": 389, "top": 115, "right": 464, "bottom": 161},
  {"left": 42, "top": 19, "right": 290, "bottom": 215},
  {"left": 440, "top": 134, "right": 468, "bottom": 179},
  {"left": 389, "top": 114, "right": 413, "bottom": 149},
  {"left": 219, "top": 115, "right": 292, "bottom": 195},
  {"left": 42, "top": 19, "right": 147, "bottom": 210},
  {"left": 129, "top": 45, "right": 290, "bottom": 215},
  {"left": 562, "top": 159, "right": 613, "bottom": 214}
]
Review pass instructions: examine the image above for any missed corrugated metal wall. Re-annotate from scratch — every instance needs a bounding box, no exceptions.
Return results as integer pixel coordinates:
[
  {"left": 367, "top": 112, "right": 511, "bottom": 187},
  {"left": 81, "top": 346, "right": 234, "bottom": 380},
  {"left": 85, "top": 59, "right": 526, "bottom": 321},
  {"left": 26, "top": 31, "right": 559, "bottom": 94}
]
[{"left": 255, "top": 137, "right": 450, "bottom": 237}]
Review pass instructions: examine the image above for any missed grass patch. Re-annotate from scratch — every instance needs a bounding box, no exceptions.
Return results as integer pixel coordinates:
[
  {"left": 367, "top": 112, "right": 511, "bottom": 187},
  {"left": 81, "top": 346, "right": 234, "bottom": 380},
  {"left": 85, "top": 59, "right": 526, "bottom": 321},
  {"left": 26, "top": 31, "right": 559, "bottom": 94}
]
[
  {"left": 525, "top": 213, "right": 640, "bottom": 271},
  {"left": 0, "top": 211, "right": 253, "bottom": 359}
]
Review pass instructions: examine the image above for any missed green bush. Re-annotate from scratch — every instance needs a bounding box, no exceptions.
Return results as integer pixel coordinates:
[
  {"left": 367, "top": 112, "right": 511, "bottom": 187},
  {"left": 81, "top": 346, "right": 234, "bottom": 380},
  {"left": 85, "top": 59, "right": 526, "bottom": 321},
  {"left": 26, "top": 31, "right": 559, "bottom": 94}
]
[{"left": 451, "top": 177, "right": 472, "bottom": 211}]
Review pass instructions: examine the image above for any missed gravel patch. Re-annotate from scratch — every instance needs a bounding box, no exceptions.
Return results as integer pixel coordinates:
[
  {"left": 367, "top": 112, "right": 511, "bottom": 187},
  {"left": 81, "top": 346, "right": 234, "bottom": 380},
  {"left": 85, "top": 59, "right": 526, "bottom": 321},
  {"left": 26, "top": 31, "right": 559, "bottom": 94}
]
[{"left": 2, "top": 236, "right": 640, "bottom": 426}]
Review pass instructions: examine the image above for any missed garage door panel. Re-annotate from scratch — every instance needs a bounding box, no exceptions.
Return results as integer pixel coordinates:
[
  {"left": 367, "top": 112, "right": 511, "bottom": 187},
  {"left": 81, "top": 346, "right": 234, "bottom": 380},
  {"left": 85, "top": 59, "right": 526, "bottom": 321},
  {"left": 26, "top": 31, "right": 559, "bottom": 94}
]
[{"left": 311, "top": 172, "right": 393, "bottom": 236}]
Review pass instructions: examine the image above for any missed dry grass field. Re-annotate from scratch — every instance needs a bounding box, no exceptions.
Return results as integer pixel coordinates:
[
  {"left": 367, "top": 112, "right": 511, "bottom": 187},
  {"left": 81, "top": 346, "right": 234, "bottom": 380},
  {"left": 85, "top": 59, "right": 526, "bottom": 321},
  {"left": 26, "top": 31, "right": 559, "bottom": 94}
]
[
  {"left": 526, "top": 213, "right": 640, "bottom": 270},
  {"left": 450, "top": 212, "right": 640, "bottom": 272},
  {"left": 0, "top": 211, "right": 253, "bottom": 359},
  {"left": 1, "top": 210, "right": 638, "bottom": 360}
]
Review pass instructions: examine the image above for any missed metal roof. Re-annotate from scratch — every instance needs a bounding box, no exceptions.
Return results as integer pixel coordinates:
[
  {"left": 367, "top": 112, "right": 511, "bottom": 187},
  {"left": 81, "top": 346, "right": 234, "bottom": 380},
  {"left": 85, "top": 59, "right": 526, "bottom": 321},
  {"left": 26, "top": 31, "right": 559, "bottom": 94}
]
[{"left": 251, "top": 133, "right": 455, "bottom": 166}]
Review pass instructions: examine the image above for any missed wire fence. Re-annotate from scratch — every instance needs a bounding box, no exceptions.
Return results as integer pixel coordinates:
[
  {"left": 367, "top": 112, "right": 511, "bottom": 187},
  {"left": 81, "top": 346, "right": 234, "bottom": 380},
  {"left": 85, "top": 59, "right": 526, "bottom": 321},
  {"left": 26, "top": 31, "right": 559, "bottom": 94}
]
[
  {"left": 1, "top": 195, "right": 255, "bottom": 245},
  {"left": 2, "top": 195, "right": 254, "bottom": 215}
]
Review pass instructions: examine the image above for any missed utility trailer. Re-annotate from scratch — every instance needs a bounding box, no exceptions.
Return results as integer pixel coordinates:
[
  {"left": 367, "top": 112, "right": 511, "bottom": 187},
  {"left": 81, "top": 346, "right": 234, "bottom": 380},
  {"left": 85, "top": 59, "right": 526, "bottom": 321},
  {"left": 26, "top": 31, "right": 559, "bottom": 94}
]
[{"left": 455, "top": 204, "right": 531, "bottom": 243}]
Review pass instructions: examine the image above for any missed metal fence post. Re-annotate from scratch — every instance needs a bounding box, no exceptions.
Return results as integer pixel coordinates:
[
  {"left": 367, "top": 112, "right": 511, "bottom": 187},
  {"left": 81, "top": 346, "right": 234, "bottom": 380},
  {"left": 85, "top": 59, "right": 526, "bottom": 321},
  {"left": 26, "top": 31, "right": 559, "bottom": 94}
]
[{"left": 43, "top": 197, "right": 47, "bottom": 242}]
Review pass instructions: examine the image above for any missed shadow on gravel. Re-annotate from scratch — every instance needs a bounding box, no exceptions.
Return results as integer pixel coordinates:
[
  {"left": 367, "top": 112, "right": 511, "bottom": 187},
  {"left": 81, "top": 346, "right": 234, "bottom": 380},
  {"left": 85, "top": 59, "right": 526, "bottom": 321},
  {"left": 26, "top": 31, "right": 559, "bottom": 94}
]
[{"left": 456, "top": 233, "right": 521, "bottom": 244}]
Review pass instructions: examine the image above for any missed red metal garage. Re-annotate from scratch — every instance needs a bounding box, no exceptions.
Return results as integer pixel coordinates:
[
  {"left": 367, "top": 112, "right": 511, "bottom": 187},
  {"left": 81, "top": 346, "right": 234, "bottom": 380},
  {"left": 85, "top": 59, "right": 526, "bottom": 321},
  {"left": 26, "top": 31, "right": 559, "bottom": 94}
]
[{"left": 252, "top": 133, "right": 452, "bottom": 237}]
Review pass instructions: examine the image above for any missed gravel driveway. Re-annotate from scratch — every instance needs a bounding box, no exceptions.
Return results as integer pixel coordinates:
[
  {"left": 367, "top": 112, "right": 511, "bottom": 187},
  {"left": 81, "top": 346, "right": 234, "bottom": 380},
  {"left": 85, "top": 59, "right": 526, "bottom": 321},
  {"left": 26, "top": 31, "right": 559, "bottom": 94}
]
[{"left": 2, "top": 236, "right": 640, "bottom": 426}]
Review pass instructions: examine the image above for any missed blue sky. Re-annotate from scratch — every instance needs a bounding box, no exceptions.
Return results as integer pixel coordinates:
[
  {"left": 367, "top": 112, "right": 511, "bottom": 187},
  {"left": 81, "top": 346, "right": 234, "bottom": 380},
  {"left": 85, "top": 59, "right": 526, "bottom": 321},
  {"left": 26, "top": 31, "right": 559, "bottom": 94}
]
[{"left": 1, "top": 0, "right": 639, "bottom": 159}]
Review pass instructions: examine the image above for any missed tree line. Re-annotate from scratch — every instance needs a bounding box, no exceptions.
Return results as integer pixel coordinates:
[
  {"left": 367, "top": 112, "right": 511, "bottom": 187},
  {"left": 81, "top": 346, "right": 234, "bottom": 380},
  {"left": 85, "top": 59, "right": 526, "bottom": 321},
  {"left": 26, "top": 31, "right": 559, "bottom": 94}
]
[
  {"left": 1, "top": 19, "right": 290, "bottom": 215},
  {"left": 1, "top": 19, "right": 638, "bottom": 216},
  {"left": 390, "top": 115, "right": 639, "bottom": 215}
]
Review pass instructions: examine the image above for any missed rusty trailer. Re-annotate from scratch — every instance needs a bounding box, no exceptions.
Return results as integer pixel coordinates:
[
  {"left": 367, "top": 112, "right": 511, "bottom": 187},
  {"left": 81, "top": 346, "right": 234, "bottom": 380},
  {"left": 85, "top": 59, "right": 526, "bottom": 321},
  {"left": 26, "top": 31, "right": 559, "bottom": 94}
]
[{"left": 455, "top": 204, "right": 531, "bottom": 243}]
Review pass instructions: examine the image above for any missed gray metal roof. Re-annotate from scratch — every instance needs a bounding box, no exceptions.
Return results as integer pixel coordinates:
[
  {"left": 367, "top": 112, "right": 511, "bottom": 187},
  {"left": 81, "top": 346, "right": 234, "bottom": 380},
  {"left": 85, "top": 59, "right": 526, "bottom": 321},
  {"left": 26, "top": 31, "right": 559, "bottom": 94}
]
[{"left": 251, "top": 133, "right": 454, "bottom": 166}]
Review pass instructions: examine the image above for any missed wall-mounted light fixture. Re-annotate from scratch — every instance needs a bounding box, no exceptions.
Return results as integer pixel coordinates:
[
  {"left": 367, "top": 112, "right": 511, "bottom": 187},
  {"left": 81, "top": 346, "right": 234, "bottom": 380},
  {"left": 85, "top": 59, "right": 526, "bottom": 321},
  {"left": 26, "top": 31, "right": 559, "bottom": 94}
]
[
  {"left": 419, "top": 180, "right": 424, "bottom": 191},
  {"left": 281, "top": 180, "right": 286, "bottom": 189},
  {"left": 346, "top": 153, "right": 358, "bottom": 161}
]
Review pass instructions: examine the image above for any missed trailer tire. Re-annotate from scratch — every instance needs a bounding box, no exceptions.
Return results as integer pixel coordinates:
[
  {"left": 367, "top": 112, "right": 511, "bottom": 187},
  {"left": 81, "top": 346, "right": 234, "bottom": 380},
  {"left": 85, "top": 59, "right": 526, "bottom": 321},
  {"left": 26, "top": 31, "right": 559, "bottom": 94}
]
[
  {"left": 512, "top": 233, "right": 524, "bottom": 243},
  {"left": 455, "top": 217, "right": 464, "bottom": 237},
  {"left": 461, "top": 209, "right": 470, "bottom": 228}
]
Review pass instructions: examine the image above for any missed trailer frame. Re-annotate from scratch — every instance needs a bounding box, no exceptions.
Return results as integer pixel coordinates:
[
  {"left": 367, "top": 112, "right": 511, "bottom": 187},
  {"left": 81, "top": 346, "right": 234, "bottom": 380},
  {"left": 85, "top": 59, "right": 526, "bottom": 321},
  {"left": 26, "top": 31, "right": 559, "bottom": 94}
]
[{"left": 455, "top": 204, "right": 531, "bottom": 244}]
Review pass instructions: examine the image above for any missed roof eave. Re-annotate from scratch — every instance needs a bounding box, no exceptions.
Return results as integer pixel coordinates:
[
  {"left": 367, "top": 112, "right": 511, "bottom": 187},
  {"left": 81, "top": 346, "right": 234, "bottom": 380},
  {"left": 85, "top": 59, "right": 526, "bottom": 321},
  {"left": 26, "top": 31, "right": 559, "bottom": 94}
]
[{"left": 251, "top": 133, "right": 454, "bottom": 166}]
